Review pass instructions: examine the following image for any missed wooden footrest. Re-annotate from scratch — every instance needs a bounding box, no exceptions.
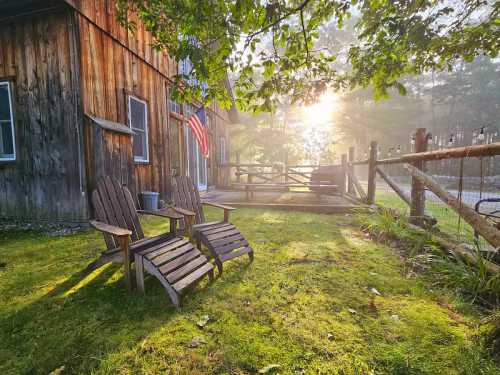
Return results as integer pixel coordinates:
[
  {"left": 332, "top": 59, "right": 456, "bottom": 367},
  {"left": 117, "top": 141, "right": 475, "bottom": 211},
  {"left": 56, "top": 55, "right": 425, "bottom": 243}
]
[
  {"left": 135, "top": 237, "right": 214, "bottom": 307},
  {"left": 195, "top": 223, "right": 254, "bottom": 273}
]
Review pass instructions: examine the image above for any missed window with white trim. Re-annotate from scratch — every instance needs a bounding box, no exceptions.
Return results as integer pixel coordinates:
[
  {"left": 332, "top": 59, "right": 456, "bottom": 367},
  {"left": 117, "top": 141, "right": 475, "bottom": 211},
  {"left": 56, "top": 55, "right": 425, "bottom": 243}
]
[
  {"left": 127, "top": 95, "right": 149, "bottom": 162},
  {"left": 168, "top": 89, "right": 181, "bottom": 114},
  {"left": 0, "top": 81, "right": 16, "bottom": 161},
  {"left": 220, "top": 136, "right": 226, "bottom": 163}
]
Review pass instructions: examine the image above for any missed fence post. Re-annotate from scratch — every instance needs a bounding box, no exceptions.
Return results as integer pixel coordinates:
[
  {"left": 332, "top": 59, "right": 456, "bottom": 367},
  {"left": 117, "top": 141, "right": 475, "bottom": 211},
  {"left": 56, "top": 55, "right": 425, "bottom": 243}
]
[
  {"left": 367, "top": 141, "right": 378, "bottom": 204},
  {"left": 410, "top": 128, "right": 427, "bottom": 224},
  {"left": 284, "top": 152, "right": 289, "bottom": 184},
  {"left": 348, "top": 146, "right": 355, "bottom": 195},
  {"left": 341, "top": 153, "right": 347, "bottom": 195},
  {"left": 236, "top": 153, "right": 241, "bottom": 184}
]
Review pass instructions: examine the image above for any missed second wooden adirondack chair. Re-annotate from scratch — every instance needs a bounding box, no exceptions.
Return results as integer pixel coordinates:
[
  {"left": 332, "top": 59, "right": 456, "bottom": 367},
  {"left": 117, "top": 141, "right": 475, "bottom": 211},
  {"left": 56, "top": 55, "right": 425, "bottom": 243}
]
[
  {"left": 172, "top": 176, "right": 254, "bottom": 274},
  {"left": 88, "top": 176, "right": 214, "bottom": 307}
]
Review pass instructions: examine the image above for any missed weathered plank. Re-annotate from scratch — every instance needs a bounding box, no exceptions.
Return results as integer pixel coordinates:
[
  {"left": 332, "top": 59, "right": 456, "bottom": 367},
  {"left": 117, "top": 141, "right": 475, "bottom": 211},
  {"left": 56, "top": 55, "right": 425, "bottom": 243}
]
[
  {"left": 367, "top": 141, "right": 378, "bottom": 205},
  {"left": 0, "top": 9, "right": 87, "bottom": 222},
  {"left": 410, "top": 128, "right": 427, "bottom": 223}
]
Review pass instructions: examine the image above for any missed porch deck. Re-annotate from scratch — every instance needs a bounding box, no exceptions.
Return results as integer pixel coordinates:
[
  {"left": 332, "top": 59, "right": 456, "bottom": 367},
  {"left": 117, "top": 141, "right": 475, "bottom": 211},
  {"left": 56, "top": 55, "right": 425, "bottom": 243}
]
[{"left": 201, "top": 189, "right": 365, "bottom": 214}]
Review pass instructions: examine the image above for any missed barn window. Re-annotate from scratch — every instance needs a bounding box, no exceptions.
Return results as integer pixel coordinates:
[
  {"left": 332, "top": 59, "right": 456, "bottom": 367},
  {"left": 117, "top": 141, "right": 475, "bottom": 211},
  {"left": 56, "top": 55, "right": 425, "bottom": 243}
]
[
  {"left": 219, "top": 136, "right": 226, "bottom": 163},
  {"left": 127, "top": 95, "right": 149, "bottom": 163},
  {"left": 0, "top": 81, "right": 15, "bottom": 161},
  {"left": 168, "top": 89, "right": 181, "bottom": 114}
]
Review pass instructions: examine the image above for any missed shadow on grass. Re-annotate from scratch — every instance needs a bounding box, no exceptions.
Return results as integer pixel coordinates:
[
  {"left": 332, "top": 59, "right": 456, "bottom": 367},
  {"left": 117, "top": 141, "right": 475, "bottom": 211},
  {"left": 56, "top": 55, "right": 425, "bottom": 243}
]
[
  {"left": 0, "top": 228, "right": 259, "bottom": 375},
  {"left": 1, "top": 211, "right": 496, "bottom": 374},
  {"left": 0, "top": 259, "right": 209, "bottom": 373}
]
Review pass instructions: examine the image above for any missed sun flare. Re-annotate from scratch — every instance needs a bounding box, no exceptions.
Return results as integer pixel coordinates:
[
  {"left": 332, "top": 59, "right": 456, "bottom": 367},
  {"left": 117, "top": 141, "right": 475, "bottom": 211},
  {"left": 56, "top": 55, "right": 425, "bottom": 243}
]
[{"left": 302, "top": 91, "right": 338, "bottom": 125}]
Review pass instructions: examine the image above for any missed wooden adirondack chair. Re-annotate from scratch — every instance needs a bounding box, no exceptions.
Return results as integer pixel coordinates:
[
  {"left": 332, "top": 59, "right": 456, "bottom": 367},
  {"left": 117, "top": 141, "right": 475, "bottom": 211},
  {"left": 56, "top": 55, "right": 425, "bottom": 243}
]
[
  {"left": 172, "top": 176, "right": 254, "bottom": 274},
  {"left": 88, "top": 176, "right": 214, "bottom": 307}
]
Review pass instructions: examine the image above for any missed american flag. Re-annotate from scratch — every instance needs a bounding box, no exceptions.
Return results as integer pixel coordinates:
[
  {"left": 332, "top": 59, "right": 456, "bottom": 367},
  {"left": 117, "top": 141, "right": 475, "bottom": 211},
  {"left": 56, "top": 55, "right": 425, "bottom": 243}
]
[{"left": 187, "top": 107, "right": 209, "bottom": 158}]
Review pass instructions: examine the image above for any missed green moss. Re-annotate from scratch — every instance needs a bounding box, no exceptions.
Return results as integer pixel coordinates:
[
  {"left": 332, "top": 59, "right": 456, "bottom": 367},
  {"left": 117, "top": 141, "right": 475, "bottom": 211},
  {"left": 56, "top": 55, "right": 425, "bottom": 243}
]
[{"left": 0, "top": 209, "right": 498, "bottom": 374}]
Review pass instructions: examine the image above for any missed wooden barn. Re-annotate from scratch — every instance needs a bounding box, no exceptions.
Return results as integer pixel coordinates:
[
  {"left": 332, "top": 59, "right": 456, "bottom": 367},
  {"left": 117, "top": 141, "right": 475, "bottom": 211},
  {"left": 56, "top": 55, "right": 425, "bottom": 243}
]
[{"left": 0, "top": 0, "right": 235, "bottom": 224}]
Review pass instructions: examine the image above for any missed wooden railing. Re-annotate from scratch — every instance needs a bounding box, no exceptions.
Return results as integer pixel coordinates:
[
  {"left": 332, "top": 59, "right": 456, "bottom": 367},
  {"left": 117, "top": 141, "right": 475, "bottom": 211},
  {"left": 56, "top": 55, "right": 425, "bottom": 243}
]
[{"left": 220, "top": 162, "right": 345, "bottom": 193}]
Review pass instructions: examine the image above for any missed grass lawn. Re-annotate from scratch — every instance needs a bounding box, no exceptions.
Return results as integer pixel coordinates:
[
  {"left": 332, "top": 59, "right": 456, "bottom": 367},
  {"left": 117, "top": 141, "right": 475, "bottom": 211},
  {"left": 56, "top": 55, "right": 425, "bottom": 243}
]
[{"left": 0, "top": 208, "right": 498, "bottom": 374}]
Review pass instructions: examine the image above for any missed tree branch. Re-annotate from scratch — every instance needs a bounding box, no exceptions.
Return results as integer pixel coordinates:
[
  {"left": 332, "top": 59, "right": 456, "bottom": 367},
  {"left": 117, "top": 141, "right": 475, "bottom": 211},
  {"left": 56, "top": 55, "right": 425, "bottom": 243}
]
[
  {"left": 300, "top": 9, "right": 310, "bottom": 63},
  {"left": 243, "top": 0, "right": 312, "bottom": 50}
]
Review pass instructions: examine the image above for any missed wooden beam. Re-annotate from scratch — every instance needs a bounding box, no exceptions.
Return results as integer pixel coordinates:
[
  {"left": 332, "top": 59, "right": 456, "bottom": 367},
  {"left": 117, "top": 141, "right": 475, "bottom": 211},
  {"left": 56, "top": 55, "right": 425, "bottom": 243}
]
[
  {"left": 367, "top": 141, "right": 378, "bottom": 204},
  {"left": 287, "top": 168, "right": 313, "bottom": 179},
  {"left": 346, "top": 169, "right": 367, "bottom": 201},
  {"left": 215, "top": 202, "right": 366, "bottom": 214},
  {"left": 404, "top": 163, "right": 500, "bottom": 248},
  {"left": 377, "top": 142, "right": 500, "bottom": 165},
  {"left": 351, "top": 142, "right": 500, "bottom": 166},
  {"left": 410, "top": 128, "right": 427, "bottom": 223},
  {"left": 235, "top": 153, "right": 241, "bottom": 183},
  {"left": 348, "top": 147, "right": 355, "bottom": 195},
  {"left": 341, "top": 153, "right": 347, "bottom": 195},
  {"left": 376, "top": 167, "right": 411, "bottom": 206}
]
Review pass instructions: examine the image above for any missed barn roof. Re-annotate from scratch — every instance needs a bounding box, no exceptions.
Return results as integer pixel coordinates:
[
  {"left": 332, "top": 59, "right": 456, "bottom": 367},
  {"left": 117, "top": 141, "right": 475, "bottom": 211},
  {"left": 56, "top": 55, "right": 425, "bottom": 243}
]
[{"left": 0, "top": 0, "right": 64, "bottom": 20}]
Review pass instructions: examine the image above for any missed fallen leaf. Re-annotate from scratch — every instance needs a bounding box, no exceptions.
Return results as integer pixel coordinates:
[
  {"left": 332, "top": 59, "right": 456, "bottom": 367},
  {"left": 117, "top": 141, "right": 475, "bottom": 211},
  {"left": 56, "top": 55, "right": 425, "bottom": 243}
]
[
  {"left": 370, "top": 287, "right": 381, "bottom": 296},
  {"left": 259, "top": 364, "right": 281, "bottom": 374},
  {"left": 197, "top": 315, "right": 211, "bottom": 328}
]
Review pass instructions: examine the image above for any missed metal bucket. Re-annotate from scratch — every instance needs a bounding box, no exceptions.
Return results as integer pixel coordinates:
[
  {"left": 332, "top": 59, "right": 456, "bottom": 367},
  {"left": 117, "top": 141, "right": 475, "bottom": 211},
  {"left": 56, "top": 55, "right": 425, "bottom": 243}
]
[{"left": 141, "top": 191, "right": 159, "bottom": 211}]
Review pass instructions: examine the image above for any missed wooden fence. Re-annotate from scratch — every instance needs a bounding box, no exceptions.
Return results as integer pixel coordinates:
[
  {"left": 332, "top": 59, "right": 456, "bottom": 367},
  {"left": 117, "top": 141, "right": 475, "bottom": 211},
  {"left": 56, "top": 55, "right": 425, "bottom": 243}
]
[
  {"left": 223, "top": 162, "right": 344, "bottom": 193},
  {"left": 345, "top": 128, "right": 500, "bottom": 250}
]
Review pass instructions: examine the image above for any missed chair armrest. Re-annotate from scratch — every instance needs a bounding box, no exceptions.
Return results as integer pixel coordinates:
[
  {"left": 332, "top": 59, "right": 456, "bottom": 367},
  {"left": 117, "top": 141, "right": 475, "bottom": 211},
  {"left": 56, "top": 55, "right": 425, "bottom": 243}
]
[
  {"left": 137, "top": 208, "right": 183, "bottom": 220},
  {"left": 171, "top": 206, "right": 196, "bottom": 217},
  {"left": 202, "top": 201, "right": 235, "bottom": 222},
  {"left": 89, "top": 220, "right": 131, "bottom": 237},
  {"left": 202, "top": 201, "right": 236, "bottom": 211},
  {"left": 170, "top": 206, "right": 196, "bottom": 240}
]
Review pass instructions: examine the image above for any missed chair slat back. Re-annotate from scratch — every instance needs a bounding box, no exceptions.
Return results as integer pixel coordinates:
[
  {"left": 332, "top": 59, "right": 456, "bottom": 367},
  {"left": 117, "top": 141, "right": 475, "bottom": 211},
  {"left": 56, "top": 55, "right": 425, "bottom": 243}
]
[
  {"left": 91, "top": 176, "right": 144, "bottom": 249},
  {"left": 172, "top": 176, "right": 205, "bottom": 225}
]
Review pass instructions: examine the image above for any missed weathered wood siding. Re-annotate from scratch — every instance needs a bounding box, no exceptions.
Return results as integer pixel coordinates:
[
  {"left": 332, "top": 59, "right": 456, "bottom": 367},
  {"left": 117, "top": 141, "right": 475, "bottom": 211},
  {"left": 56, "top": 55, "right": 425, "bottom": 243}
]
[
  {"left": 0, "top": 0, "right": 233, "bottom": 223},
  {"left": 65, "top": 0, "right": 176, "bottom": 79},
  {"left": 76, "top": 7, "right": 172, "bottom": 200},
  {"left": 0, "top": 8, "right": 88, "bottom": 222},
  {"left": 72, "top": 0, "right": 232, "bottom": 197}
]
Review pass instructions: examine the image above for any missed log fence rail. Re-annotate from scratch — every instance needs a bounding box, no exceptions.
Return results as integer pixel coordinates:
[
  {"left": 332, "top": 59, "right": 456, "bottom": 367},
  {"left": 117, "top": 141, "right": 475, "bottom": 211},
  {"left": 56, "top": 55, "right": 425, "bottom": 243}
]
[{"left": 345, "top": 128, "right": 500, "bottom": 251}]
